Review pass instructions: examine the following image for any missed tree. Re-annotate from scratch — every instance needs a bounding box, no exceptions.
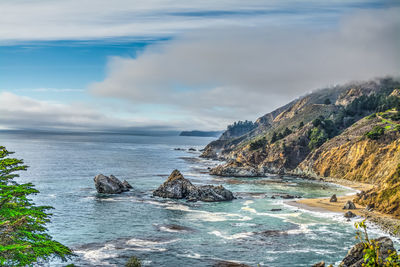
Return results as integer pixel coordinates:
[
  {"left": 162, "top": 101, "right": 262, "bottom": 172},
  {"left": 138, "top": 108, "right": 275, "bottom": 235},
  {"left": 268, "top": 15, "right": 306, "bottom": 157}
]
[
  {"left": 0, "top": 146, "right": 73, "bottom": 266},
  {"left": 283, "top": 127, "right": 292, "bottom": 137},
  {"left": 271, "top": 132, "right": 278, "bottom": 143},
  {"left": 324, "top": 98, "right": 331, "bottom": 105},
  {"left": 308, "top": 128, "right": 328, "bottom": 150}
]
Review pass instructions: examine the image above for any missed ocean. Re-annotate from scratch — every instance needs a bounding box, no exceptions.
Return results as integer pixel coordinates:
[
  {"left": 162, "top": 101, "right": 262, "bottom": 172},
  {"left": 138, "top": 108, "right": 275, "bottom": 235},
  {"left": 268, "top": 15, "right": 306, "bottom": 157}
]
[{"left": 1, "top": 131, "right": 397, "bottom": 267}]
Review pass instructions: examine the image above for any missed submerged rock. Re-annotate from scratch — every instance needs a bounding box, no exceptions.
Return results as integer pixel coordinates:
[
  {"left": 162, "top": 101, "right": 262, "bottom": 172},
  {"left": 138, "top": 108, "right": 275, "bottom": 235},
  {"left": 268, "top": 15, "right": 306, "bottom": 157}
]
[
  {"left": 94, "top": 174, "right": 132, "bottom": 194},
  {"left": 330, "top": 194, "right": 337, "bottom": 202},
  {"left": 312, "top": 262, "right": 325, "bottom": 267},
  {"left": 212, "top": 260, "right": 251, "bottom": 267},
  {"left": 153, "top": 170, "right": 234, "bottom": 202},
  {"left": 343, "top": 200, "right": 356, "bottom": 210},
  {"left": 344, "top": 211, "right": 356, "bottom": 218},
  {"left": 339, "top": 237, "right": 395, "bottom": 267}
]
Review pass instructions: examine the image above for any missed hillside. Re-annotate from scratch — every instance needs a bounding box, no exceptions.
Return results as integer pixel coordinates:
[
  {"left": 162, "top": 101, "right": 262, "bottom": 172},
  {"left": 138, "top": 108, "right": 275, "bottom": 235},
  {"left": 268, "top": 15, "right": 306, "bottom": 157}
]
[{"left": 202, "top": 77, "right": 400, "bottom": 217}]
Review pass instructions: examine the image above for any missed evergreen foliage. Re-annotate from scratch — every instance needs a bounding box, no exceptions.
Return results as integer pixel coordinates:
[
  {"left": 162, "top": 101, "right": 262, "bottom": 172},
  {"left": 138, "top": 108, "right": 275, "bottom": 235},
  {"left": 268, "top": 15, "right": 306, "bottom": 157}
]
[
  {"left": 226, "top": 120, "right": 256, "bottom": 137},
  {"left": 0, "top": 146, "right": 73, "bottom": 266},
  {"left": 308, "top": 127, "right": 328, "bottom": 150},
  {"left": 249, "top": 137, "right": 267, "bottom": 151},
  {"left": 365, "top": 126, "right": 385, "bottom": 140}
]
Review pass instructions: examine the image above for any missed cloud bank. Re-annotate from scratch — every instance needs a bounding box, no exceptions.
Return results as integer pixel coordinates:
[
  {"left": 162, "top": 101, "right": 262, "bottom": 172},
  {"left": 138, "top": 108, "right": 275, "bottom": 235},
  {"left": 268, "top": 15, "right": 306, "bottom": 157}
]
[
  {"left": 90, "top": 8, "right": 400, "bottom": 127},
  {"left": 0, "top": 92, "right": 131, "bottom": 131},
  {"left": 0, "top": 0, "right": 391, "bottom": 43}
]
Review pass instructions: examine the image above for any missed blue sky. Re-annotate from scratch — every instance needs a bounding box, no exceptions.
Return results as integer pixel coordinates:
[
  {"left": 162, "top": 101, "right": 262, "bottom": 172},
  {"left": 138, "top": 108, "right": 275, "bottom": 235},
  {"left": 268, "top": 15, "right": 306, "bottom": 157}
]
[{"left": 0, "top": 0, "right": 399, "bottom": 131}]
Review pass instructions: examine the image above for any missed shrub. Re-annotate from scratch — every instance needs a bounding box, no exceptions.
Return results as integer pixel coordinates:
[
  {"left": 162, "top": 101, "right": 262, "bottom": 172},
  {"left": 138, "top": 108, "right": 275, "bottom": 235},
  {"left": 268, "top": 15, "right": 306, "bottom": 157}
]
[
  {"left": 365, "top": 126, "right": 384, "bottom": 140},
  {"left": 126, "top": 256, "right": 142, "bottom": 267},
  {"left": 249, "top": 137, "right": 267, "bottom": 151},
  {"left": 298, "top": 121, "right": 304, "bottom": 128},
  {"left": 354, "top": 220, "right": 400, "bottom": 266},
  {"left": 324, "top": 98, "right": 331, "bottom": 105},
  {"left": 271, "top": 132, "right": 278, "bottom": 143},
  {"left": 308, "top": 127, "right": 328, "bottom": 150}
]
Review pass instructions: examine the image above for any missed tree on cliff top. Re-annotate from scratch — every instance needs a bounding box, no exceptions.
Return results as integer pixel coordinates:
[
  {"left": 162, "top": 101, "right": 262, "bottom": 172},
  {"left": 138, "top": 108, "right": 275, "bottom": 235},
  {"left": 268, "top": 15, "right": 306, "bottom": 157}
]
[{"left": 0, "top": 146, "right": 73, "bottom": 266}]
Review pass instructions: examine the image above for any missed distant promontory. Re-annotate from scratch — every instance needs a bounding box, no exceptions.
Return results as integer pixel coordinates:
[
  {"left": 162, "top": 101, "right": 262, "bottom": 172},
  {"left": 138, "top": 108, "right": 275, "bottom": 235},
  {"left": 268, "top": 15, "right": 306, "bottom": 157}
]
[{"left": 179, "top": 130, "right": 222, "bottom": 137}]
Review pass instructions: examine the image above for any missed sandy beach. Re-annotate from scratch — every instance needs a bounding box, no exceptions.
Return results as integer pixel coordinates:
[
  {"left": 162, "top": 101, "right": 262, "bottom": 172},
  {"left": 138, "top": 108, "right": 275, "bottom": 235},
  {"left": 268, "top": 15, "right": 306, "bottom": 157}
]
[{"left": 288, "top": 178, "right": 400, "bottom": 236}]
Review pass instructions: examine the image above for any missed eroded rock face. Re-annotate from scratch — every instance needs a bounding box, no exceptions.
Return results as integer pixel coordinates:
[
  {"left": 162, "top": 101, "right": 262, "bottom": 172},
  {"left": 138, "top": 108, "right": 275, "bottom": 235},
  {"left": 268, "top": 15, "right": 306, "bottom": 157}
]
[
  {"left": 339, "top": 237, "right": 396, "bottom": 267},
  {"left": 94, "top": 174, "right": 132, "bottom": 194},
  {"left": 153, "top": 170, "right": 234, "bottom": 202}
]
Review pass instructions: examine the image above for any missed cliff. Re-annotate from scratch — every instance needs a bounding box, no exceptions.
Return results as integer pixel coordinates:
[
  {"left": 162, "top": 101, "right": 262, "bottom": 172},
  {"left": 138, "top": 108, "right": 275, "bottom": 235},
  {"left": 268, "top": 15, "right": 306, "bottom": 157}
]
[{"left": 202, "top": 77, "right": 400, "bottom": 217}]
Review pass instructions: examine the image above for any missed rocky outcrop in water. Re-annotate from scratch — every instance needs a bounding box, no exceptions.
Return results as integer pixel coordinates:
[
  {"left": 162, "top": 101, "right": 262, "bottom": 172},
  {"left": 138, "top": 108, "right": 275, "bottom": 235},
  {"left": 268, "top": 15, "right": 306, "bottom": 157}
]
[
  {"left": 344, "top": 211, "right": 356, "bottom": 218},
  {"left": 330, "top": 194, "right": 337, "bottom": 202},
  {"left": 210, "top": 161, "right": 264, "bottom": 177},
  {"left": 153, "top": 170, "right": 234, "bottom": 202},
  {"left": 339, "top": 237, "right": 396, "bottom": 267},
  {"left": 94, "top": 174, "right": 132, "bottom": 194},
  {"left": 343, "top": 200, "right": 356, "bottom": 210}
]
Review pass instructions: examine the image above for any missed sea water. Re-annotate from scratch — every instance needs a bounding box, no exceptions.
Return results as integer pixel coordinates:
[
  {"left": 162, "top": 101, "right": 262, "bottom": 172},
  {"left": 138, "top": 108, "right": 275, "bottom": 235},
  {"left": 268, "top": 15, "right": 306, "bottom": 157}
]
[{"left": 1, "top": 131, "right": 398, "bottom": 267}]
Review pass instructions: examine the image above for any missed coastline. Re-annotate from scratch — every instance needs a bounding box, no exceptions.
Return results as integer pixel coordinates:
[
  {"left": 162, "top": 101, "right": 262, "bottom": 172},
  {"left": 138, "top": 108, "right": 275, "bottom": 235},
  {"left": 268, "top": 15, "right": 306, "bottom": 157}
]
[{"left": 288, "top": 178, "right": 400, "bottom": 237}]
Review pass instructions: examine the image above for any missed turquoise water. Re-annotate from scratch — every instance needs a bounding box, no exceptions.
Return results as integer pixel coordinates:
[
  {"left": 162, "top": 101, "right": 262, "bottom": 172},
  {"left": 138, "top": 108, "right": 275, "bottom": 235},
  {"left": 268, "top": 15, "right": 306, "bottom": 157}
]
[{"left": 1, "top": 131, "right": 397, "bottom": 267}]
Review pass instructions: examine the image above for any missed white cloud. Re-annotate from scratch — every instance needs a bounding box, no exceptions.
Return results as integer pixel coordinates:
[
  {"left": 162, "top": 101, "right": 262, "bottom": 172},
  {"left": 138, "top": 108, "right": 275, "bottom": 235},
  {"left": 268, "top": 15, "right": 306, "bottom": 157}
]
[
  {"left": 0, "top": 0, "right": 388, "bottom": 43},
  {"left": 90, "top": 7, "right": 400, "bottom": 127},
  {"left": 0, "top": 92, "right": 131, "bottom": 130}
]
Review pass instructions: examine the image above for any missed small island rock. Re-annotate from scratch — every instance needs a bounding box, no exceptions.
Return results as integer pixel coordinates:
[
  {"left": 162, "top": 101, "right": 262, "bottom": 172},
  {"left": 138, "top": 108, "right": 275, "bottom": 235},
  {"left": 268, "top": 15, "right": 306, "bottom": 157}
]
[
  {"left": 312, "top": 262, "right": 325, "bottom": 267},
  {"left": 153, "top": 170, "right": 234, "bottom": 202},
  {"left": 330, "top": 194, "right": 337, "bottom": 202},
  {"left": 343, "top": 200, "right": 356, "bottom": 210},
  {"left": 344, "top": 211, "right": 356, "bottom": 218},
  {"left": 94, "top": 174, "right": 132, "bottom": 194}
]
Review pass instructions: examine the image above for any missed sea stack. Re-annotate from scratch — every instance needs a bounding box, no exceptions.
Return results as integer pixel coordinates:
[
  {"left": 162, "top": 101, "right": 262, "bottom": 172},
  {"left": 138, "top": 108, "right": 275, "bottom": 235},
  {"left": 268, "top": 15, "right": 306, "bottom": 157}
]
[
  {"left": 153, "top": 169, "right": 234, "bottom": 202},
  {"left": 94, "top": 174, "right": 133, "bottom": 194}
]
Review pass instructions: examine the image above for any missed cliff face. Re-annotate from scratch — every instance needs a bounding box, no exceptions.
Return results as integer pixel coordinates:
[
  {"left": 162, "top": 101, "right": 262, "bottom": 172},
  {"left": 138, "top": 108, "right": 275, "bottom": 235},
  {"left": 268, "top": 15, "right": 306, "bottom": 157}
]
[
  {"left": 203, "top": 77, "right": 400, "bottom": 217},
  {"left": 297, "top": 116, "right": 400, "bottom": 184}
]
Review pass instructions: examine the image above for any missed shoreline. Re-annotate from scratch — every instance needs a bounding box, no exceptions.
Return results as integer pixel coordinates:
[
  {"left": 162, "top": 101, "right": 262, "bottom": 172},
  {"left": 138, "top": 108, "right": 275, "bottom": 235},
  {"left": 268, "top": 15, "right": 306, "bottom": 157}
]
[
  {"left": 206, "top": 161, "right": 400, "bottom": 236},
  {"left": 288, "top": 178, "right": 400, "bottom": 237}
]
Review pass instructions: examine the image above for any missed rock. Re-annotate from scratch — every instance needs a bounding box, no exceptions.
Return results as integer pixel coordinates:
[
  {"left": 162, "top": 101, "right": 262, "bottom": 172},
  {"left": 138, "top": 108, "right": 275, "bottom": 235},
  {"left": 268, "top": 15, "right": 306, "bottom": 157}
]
[
  {"left": 157, "top": 224, "right": 195, "bottom": 232},
  {"left": 153, "top": 170, "right": 234, "bottom": 202},
  {"left": 210, "top": 161, "right": 264, "bottom": 177},
  {"left": 344, "top": 211, "right": 356, "bottom": 218},
  {"left": 343, "top": 200, "right": 356, "bottom": 210},
  {"left": 271, "top": 208, "right": 282, "bottom": 212},
  {"left": 339, "top": 237, "right": 396, "bottom": 267},
  {"left": 312, "top": 262, "right": 325, "bottom": 267},
  {"left": 188, "top": 148, "right": 197, "bottom": 151},
  {"left": 212, "top": 260, "right": 251, "bottom": 267},
  {"left": 366, "top": 204, "right": 374, "bottom": 211},
  {"left": 122, "top": 180, "right": 133, "bottom": 189},
  {"left": 94, "top": 174, "right": 131, "bottom": 194},
  {"left": 281, "top": 194, "right": 295, "bottom": 199},
  {"left": 330, "top": 194, "right": 337, "bottom": 202}
]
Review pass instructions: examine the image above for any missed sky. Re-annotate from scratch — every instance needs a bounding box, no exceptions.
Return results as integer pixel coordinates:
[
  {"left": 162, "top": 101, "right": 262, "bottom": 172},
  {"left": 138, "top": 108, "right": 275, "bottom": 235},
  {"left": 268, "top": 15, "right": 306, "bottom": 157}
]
[{"left": 0, "top": 0, "right": 399, "bottom": 132}]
